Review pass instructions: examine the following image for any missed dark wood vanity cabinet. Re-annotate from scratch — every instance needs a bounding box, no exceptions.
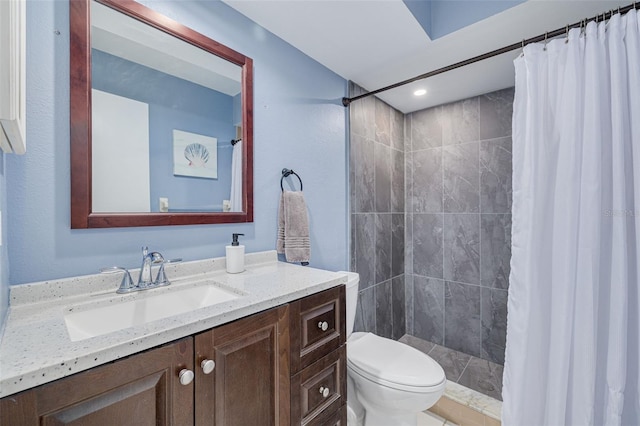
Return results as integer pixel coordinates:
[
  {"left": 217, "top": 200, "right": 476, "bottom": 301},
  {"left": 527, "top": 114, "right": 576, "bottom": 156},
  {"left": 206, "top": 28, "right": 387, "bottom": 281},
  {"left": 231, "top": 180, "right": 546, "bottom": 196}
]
[
  {"left": 0, "top": 286, "right": 346, "bottom": 426},
  {"left": 194, "top": 305, "right": 290, "bottom": 426},
  {"left": 0, "top": 337, "right": 195, "bottom": 425}
]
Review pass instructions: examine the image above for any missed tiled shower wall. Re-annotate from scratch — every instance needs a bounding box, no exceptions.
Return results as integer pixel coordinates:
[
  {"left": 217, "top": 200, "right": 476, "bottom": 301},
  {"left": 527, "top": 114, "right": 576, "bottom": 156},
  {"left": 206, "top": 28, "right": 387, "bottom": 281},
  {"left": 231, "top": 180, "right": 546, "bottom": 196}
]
[
  {"left": 350, "top": 83, "right": 406, "bottom": 340},
  {"left": 405, "top": 88, "right": 513, "bottom": 365},
  {"left": 349, "top": 83, "right": 514, "bottom": 366}
]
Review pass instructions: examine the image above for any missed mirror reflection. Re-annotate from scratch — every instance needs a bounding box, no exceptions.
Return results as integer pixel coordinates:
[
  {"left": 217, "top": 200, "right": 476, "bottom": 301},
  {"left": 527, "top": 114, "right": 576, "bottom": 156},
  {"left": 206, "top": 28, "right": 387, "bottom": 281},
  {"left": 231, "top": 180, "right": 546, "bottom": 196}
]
[{"left": 90, "top": 1, "right": 243, "bottom": 213}]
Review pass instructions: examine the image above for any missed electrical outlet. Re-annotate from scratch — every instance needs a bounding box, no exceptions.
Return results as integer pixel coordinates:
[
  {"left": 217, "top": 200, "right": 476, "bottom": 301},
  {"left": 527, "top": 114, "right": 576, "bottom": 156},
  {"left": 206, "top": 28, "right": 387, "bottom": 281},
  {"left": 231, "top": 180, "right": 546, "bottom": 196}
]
[{"left": 159, "top": 197, "right": 169, "bottom": 213}]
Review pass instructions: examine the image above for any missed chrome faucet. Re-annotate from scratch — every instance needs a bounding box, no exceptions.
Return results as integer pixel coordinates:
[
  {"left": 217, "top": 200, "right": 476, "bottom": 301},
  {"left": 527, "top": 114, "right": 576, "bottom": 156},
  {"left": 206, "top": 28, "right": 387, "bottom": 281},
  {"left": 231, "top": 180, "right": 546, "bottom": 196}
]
[
  {"left": 138, "top": 246, "right": 165, "bottom": 288},
  {"left": 101, "top": 247, "right": 181, "bottom": 294}
]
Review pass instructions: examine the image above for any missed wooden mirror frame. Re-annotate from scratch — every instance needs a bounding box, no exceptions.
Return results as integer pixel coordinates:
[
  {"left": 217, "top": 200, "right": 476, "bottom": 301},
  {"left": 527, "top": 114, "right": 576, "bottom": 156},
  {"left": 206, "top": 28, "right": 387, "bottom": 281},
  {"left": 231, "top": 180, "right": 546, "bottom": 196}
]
[{"left": 70, "top": 0, "right": 253, "bottom": 228}]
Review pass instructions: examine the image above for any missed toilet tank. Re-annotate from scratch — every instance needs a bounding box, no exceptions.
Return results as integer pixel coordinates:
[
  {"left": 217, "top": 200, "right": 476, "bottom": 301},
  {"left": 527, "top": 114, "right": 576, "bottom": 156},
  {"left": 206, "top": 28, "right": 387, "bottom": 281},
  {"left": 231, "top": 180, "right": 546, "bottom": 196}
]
[{"left": 337, "top": 271, "right": 359, "bottom": 337}]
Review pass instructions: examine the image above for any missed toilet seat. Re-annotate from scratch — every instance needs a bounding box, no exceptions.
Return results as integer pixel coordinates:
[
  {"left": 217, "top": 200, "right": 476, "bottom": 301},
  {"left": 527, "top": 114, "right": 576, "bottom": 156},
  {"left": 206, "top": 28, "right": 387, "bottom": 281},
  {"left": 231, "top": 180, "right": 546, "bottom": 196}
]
[{"left": 347, "top": 333, "right": 446, "bottom": 392}]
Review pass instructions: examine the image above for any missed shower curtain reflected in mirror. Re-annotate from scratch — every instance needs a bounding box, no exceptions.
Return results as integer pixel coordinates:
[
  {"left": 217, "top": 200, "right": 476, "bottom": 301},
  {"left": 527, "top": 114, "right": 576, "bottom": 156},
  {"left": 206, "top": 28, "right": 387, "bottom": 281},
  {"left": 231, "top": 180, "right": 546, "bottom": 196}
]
[
  {"left": 230, "top": 140, "right": 243, "bottom": 212},
  {"left": 503, "top": 10, "right": 640, "bottom": 426}
]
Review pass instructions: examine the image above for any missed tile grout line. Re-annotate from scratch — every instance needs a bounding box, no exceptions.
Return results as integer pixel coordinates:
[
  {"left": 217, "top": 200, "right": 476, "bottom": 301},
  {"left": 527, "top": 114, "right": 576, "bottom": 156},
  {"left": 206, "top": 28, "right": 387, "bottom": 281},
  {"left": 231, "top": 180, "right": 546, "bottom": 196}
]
[
  {"left": 372, "top": 97, "right": 378, "bottom": 335},
  {"left": 410, "top": 113, "right": 415, "bottom": 336},
  {"left": 441, "top": 111, "right": 446, "bottom": 346},
  {"left": 478, "top": 121, "right": 483, "bottom": 360},
  {"left": 456, "top": 357, "right": 473, "bottom": 383}
]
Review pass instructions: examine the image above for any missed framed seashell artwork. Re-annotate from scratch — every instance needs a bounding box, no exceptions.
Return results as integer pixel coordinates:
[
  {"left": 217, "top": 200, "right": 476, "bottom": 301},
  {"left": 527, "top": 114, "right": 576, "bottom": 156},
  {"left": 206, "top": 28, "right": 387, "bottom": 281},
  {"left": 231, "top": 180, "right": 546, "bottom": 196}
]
[{"left": 172, "top": 129, "right": 217, "bottom": 179}]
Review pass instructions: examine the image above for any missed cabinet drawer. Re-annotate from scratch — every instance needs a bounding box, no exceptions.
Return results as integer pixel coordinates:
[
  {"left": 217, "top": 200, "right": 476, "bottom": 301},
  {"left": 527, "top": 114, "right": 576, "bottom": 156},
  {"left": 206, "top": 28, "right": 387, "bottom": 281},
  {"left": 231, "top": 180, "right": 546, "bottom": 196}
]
[
  {"left": 291, "top": 345, "right": 346, "bottom": 426},
  {"left": 306, "top": 404, "right": 347, "bottom": 426},
  {"left": 290, "top": 285, "right": 345, "bottom": 373}
]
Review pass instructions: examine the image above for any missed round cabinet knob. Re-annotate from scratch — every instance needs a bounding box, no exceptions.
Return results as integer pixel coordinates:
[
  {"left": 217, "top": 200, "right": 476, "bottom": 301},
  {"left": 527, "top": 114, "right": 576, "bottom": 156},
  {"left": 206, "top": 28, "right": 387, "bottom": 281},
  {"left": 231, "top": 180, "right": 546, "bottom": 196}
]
[
  {"left": 319, "top": 386, "right": 330, "bottom": 398},
  {"left": 318, "top": 321, "right": 329, "bottom": 331},
  {"left": 201, "top": 359, "right": 215, "bottom": 375},
  {"left": 179, "top": 369, "right": 194, "bottom": 385}
]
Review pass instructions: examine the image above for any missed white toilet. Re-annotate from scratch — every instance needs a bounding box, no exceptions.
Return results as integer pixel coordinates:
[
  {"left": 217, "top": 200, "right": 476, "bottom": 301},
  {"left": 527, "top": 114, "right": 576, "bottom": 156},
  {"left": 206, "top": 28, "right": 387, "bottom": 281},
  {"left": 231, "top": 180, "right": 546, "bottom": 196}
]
[{"left": 339, "top": 271, "right": 446, "bottom": 426}]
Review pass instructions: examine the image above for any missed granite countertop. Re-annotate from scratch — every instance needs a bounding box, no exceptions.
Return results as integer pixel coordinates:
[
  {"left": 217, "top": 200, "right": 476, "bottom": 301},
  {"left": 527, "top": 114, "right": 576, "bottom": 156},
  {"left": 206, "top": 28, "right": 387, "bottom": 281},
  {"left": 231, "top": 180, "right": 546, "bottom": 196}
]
[{"left": 0, "top": 251, "right": 346, "bottom": 398}]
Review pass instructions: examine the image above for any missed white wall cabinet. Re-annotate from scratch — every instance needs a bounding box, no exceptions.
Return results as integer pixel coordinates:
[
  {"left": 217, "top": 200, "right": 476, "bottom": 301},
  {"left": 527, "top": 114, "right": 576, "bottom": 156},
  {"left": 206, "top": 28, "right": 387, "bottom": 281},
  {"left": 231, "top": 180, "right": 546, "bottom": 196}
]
[{"left": 0, "top": 0, "right": 26, "bottom": 154}]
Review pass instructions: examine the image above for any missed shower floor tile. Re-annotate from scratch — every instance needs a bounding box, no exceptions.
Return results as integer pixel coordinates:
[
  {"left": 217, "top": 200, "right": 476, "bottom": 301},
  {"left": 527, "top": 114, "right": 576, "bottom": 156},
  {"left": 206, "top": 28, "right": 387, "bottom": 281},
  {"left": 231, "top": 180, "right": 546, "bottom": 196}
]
[
  {"left": 399, "top": 334, "right": 436, "bottom": 354},
  {"left": 458, "top": 357, "right": 503, "bottom": 401},
  {"left": 400, "top": 334, "right": 503, "bottom": 401},
  {"left": 428, "top": 344, "right": 472, "bottom": 382}
]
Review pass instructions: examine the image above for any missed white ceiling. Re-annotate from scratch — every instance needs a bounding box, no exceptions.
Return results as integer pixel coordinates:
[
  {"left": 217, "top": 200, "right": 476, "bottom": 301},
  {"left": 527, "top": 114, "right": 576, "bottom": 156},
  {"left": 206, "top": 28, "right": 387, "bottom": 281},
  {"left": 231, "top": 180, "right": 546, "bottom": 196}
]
[
  {"left": 92, "top": 1, "right": 241, "bottom": 96},
  {"left": 223, "top": 0, "right": 624, "bottom": 113}
]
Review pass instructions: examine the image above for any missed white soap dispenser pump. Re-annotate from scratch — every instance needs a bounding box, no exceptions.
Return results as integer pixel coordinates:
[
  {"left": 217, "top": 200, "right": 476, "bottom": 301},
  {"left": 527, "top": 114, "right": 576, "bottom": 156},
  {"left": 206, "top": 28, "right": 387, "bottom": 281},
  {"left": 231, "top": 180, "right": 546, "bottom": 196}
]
[{"left": 226, "top": 233, "right": 245, "bottom": 274}]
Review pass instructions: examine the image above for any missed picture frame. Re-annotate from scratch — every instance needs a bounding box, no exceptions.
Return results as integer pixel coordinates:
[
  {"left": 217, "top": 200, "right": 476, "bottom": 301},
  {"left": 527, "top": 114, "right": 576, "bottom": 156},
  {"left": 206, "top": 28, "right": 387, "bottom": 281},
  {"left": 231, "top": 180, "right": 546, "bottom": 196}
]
[{"left": 173, "top": 129, "right": 217, "bottom": 179}]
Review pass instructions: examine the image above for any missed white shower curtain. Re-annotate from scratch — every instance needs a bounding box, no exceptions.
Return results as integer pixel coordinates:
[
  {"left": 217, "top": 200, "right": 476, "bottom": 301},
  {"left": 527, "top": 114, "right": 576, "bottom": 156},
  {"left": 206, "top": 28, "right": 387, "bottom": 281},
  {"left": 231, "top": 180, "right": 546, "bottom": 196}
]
[
  {"left": 229, "top": 140, "right": 243, "bottom": 212},
  {"left": 503, "top": 10, "right": 640, "bottom": 426}
]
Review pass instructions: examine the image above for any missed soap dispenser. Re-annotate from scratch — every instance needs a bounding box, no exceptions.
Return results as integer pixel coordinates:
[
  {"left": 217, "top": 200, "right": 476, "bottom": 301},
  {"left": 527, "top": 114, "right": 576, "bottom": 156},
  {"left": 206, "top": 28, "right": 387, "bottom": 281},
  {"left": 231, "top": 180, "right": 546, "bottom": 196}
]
[{"left": 226, "top": 233, "right": 245, "bottom": 273}]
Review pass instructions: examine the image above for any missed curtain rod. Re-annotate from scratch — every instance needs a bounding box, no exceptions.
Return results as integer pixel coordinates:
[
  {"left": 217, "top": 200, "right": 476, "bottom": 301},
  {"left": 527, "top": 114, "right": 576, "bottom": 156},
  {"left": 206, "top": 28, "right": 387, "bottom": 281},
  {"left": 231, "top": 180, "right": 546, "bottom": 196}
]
[{"left": 342, "top": 2, "right": 638, "bottom": 107}]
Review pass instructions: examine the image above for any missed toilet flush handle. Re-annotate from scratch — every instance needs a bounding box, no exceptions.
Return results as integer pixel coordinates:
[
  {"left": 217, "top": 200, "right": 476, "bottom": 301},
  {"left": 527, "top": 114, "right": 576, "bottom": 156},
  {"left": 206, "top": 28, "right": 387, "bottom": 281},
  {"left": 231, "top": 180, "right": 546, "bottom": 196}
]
[{"left": 318, "top": 321, "right": 329, "bottom": 331}]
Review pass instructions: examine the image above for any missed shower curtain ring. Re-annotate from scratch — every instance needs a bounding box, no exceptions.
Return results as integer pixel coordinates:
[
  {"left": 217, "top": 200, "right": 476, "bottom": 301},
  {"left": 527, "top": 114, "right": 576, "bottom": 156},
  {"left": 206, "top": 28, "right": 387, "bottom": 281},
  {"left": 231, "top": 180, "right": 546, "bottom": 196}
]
[{"left": 565, "top": 25, "right": 569, "bottom": 43}]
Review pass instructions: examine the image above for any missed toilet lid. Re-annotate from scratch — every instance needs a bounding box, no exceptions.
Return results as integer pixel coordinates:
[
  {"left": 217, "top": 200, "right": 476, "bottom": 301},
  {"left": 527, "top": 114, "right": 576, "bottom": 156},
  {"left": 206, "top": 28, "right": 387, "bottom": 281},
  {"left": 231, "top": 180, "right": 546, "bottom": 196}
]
[{"left": 347, "top": 333, "right": 445, "bottom": 389}]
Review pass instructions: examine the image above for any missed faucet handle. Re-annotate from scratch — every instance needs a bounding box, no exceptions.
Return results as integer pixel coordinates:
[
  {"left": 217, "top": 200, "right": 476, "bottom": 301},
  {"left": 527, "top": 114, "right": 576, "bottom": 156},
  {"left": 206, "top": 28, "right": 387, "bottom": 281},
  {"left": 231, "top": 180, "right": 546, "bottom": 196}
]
[
  {"left": 155, "top": 263, "right": 169, "bottom": 286},
  {"left": 101, "top": 266, "right": 135, "bottom": 293},
  {"left": 155, "top": 258, "right": 182, "bottom": 286}
]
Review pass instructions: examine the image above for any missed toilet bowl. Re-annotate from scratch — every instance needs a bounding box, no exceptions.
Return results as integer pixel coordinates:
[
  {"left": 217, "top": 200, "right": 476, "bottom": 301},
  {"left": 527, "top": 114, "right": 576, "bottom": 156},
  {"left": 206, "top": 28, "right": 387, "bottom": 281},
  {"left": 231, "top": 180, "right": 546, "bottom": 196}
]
[{"left": 339, "top": 271, "right": 446, "bottom": 426}]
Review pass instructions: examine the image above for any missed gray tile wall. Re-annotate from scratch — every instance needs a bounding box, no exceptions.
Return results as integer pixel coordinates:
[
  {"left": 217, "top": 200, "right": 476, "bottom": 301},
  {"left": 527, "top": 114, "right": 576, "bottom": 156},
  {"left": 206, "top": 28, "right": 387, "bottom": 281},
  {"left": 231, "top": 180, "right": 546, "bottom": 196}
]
[
  {"left": 406, "top": 88, "right": 513, "bottom": 365},
  {"left": 350, "top": 82, "right": 406, "bottom": 340},
  {"left": 348, "top": 83, "right": 513, "bottom": 366}
]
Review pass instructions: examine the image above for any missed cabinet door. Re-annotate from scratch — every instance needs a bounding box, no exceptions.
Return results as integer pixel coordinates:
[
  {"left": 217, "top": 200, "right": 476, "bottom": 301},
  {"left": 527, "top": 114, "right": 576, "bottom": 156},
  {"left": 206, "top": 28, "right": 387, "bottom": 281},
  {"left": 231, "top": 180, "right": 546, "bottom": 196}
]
[
  {"left": 195, "top": 305, "right": 290, "bottom": 426},
  {"left": 0, "top": 338, "right": 194, "bottom": 425}
]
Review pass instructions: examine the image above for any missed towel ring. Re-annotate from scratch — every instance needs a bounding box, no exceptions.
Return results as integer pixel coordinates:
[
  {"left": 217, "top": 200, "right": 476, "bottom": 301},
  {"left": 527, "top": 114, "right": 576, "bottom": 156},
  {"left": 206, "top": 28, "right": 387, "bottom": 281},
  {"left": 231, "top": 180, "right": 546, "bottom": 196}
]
[{"left": 281, "top": 168, "right": 303, "bottom": 192}]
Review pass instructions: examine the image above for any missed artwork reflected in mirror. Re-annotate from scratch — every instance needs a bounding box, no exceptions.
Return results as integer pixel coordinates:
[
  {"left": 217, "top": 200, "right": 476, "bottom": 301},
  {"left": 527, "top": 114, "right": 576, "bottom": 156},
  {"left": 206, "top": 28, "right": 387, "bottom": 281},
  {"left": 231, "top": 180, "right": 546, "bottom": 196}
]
[{"left": 70, "top": 0, "right": 253, "bottom": 228}]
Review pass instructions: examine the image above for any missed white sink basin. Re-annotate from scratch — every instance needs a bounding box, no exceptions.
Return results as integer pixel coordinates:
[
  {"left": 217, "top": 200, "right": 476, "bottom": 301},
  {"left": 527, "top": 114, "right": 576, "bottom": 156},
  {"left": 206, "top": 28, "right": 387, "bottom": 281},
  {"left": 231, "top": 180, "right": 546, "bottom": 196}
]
[{"left": 64, "top": 282, "right": 243, "bottom": 341}]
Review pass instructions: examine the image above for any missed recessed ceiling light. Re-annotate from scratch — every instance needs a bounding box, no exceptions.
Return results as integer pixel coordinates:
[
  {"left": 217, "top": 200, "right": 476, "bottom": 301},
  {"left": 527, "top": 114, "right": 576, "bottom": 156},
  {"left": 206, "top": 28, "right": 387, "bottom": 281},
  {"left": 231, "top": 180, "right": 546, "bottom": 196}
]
[{"left": 414, "top": 89, "right": 427, "bottom": 96}]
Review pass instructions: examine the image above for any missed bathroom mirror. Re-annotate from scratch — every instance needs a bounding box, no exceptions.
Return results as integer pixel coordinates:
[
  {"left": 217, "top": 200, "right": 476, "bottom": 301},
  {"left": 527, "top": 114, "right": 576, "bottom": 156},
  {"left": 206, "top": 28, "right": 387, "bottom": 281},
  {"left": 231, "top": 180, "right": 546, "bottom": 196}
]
[{"left": 70, "top": 0, "right": 253, "bottom": 228}]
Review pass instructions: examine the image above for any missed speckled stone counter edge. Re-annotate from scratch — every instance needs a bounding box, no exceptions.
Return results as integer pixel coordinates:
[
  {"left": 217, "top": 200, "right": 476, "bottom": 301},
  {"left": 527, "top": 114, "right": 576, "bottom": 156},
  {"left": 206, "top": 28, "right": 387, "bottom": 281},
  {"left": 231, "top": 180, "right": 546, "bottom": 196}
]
[{"left": 0, "top": 251, "right": 346, "bottom": 398}]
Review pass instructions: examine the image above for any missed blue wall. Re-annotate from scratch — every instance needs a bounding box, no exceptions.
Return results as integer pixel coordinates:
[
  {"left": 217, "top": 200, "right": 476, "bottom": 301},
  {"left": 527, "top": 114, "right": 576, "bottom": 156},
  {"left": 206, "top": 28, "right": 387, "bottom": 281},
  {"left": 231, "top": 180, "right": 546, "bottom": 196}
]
[
  {"left": 403, "top": 0, "right": 525, "bottom": 40},
  {"left": 149, "top": 105, "right": 233, "bottom": 212},
  {"left": 92, "top": 49, "right": 235, "bottom": 212},
  {"left": 5, "top": 0, "right": 348, "bottom": 287}
]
